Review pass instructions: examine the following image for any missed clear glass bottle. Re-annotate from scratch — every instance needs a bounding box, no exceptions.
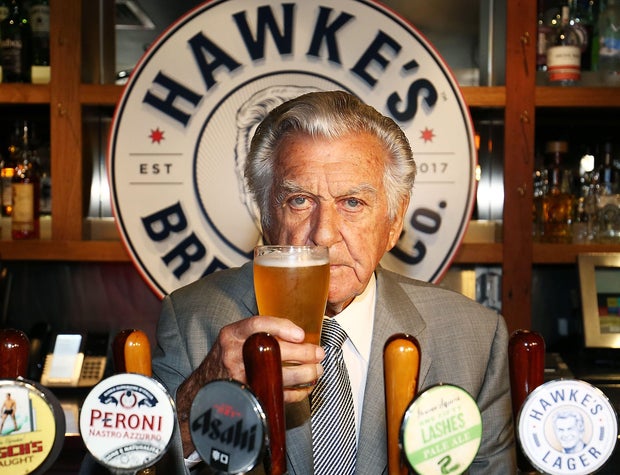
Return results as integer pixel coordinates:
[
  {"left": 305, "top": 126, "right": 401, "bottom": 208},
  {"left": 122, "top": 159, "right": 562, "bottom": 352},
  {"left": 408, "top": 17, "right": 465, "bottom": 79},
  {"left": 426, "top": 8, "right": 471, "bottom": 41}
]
[
  {"left": 569, "top": 0, "right": 596, "bottom": 71},
  {"left": 597, "top": 141, "right": 620, "bottom": 242},
  {"left": 542, "top": 141, "right": 575, "bottom": 242},
  {"left": 547, "top": 3, "right": 583, "bottom": 85},
  {"left": 0, "top": 0, "right": 32, "bottom": 83},
  {"left": 11, "top": 120, "right": 40, "bottom": 239},
  {"left": 598, "top": 0, "right": 620, "bottom": 84},
  {"left": 537, "top": 2, "right": 554, "bottom": 71}
]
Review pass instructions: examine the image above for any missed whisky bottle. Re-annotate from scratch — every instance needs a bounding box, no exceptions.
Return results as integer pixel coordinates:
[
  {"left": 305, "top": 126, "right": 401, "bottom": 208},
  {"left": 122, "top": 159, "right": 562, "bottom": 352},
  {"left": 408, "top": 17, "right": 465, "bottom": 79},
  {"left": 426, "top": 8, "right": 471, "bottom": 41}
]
[
  {"left": 0, "top": 151, "right": 15, "bottom": 216},
  {"left": 0, "top": 0, "right": 32, "bottom": 83},
  {"left": 547, "top": 3, "right": 582, "bottom": 85},
  {"left": 542, "top": 141, "right": 575, "bottom": 243},
  {"left": 11, "top": 120, "right": 40, "bottom": 239}
]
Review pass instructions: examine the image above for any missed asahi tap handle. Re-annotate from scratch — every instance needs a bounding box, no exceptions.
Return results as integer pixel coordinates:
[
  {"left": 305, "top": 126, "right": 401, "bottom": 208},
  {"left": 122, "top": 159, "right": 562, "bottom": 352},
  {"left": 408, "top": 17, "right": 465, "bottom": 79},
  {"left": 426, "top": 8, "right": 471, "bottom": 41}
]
[
  {"left": 383, "top": 333, "right": 421, "bottom": 475},
  {"left": 0, "top": 328, "right": 30, "bottom": 379},
  {"left": 508, "top": 329, "right": 545, "bottom": 473},
  {"left": 113, "top": 328, "right": 152, "bottom": 377},
  {"left": 243, "top": 332, "right": 287, "bottom": 475}
]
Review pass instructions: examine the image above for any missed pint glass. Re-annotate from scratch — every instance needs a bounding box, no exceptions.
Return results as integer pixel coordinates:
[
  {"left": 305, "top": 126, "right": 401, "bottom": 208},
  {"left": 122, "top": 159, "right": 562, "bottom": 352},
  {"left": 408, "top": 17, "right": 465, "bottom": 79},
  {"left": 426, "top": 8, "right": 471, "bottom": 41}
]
[{"left": 253, "top": 245, "right": 329, "bottom": 346}]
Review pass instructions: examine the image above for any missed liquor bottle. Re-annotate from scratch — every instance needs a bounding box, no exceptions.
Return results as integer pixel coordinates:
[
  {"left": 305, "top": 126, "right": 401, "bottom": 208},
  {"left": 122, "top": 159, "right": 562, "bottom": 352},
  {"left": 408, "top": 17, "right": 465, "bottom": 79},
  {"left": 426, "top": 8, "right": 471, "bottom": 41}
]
[
  {"left": 11, "top": 120, "right": 40, "bottom": 239},
  {"left": 542, "top": 141, "right": 575, "bottom": 242},
  {"left": 597, "top": 141, "right": 620, "bottom": 242},
  {"left": 547, "top": 3, "right": 582, "bottom": 85},
  {"left": 569, "top": 0, "right": 595, "bottom": 70},
  {"left": 0, "top": 0, "right": 32, "bottom": 83},
  {"left": 598, "top": 0, "right": 620, "bottom": 85},
  {"left": 29, "top": 0, "right": 49, "bottom": 83},
  {"left": 537, "top": 2, "right": 553, "bottom": 71},
  {"left": 0, "top": 150, "right": 15, "bottom": 216}
]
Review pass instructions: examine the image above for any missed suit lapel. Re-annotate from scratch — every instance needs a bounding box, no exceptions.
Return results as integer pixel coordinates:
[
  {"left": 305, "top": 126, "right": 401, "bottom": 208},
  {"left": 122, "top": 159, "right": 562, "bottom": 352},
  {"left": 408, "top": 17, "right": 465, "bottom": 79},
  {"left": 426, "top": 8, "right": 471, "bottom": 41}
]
[{"left": 356, "top": 268, "right": 431, "bottom": 475}]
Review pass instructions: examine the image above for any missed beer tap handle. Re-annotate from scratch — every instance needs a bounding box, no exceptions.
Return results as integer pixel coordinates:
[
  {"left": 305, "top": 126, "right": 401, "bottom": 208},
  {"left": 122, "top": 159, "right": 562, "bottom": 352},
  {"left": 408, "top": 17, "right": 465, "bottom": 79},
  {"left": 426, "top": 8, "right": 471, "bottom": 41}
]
[
  {"left": 508, "top": 329, "right": 545, "bottom": 473},
  {"left": 383, "top": 333, "right": 420, "bottom": 475},
  {"left": 113, "top": 329, "right": 152, "bottom": 377},
  {"left": 0, "top": 328, "right": 30, "bottom": 379},
  {"left": 243, "top": 332, "right": 287, "bottom": 475}
]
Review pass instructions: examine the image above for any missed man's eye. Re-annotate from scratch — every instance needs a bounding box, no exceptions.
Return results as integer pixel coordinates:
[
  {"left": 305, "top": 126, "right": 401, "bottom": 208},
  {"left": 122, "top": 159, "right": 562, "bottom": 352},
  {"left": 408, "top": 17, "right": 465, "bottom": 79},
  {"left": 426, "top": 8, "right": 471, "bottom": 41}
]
[
  {"left": 289, "top": 196, "right": 309, "bottom": 208},
  {"left": 344, "top": 198, "right": 361, "bottom": 209}
]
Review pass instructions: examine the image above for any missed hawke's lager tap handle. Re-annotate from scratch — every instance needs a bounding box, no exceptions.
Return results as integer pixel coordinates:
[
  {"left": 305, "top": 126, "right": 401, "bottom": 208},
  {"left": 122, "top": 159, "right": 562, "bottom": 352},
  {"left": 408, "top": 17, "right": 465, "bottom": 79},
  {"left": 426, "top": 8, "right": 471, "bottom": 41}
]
[
  {"left": 383, "top": 333, "right": 421, "bottom": 475},
  {"left": 0, "top": 328, "right": 30, "bottom": 379},
  {"left": 243, "top": 332, "right": 287, "bottom": 475},
  {"left": 508, "top": 329, "right": 545, "bottom": 473},
  {"left": 113, "top": 328, "right": 152, "bottom": 377}
]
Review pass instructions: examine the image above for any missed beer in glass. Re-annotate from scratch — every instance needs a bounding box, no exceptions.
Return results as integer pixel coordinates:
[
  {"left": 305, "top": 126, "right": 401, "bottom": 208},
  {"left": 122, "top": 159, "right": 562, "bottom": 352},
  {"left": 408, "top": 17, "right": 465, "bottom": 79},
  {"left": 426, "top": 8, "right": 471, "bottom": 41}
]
[{"left": 253, "top": 245, "right": 329, "bottom": 346}]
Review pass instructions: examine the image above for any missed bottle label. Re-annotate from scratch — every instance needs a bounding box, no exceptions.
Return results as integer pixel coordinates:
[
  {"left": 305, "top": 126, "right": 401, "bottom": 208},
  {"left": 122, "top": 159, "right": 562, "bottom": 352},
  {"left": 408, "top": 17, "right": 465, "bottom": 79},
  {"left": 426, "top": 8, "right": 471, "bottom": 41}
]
[
  {"left": 12, "top": 182, "right": 35, "bottom": 227},
  {"left": 599, "top": 36, "right": 620, "bottom": 58},
  {"left": 547, "top": 45, "right": 581, "bottom": 82},
  {"left": 30, "top": 5, "right": 51, "bottom": 34},
  {"left": 0, "top": 39, "right": 24, "bottom": 75}
]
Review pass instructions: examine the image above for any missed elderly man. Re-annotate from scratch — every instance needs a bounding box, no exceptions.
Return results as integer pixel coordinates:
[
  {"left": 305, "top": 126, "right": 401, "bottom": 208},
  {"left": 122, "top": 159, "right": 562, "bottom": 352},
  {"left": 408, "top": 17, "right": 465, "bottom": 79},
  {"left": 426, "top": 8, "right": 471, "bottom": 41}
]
[{"left": 152, "top": 90, "right": 516, "bottom": 474}]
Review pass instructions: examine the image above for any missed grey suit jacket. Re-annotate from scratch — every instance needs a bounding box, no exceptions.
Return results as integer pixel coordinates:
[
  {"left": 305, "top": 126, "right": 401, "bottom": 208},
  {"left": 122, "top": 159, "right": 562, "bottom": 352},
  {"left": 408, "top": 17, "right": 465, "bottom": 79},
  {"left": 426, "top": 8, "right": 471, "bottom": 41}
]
[{"left": 152, "top": 262, "right": 516, "bottom": 474}]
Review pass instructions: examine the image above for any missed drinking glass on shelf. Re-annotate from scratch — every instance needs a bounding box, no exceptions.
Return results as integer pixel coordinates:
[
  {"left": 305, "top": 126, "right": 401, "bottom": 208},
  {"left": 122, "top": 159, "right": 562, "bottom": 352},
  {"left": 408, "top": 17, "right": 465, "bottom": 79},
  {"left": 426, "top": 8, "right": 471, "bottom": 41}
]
[{"left": 253, "top": 245, "right": 329, "bottom": 346}]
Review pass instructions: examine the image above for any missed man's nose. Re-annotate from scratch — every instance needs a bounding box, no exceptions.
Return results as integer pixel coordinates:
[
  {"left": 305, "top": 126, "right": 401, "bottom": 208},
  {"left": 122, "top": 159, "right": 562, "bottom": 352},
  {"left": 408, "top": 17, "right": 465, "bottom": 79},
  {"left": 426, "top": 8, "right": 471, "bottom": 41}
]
[{"left": 311, "top": 204, "right": 340, "bottom": 247}]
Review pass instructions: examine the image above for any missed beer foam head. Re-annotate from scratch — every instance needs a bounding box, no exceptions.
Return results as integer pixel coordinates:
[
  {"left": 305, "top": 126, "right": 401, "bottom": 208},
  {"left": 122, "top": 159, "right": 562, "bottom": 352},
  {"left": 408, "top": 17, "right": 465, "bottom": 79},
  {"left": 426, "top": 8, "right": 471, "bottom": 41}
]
[{"left": 254, "top": 246, "right": 328, "bottom": 267}]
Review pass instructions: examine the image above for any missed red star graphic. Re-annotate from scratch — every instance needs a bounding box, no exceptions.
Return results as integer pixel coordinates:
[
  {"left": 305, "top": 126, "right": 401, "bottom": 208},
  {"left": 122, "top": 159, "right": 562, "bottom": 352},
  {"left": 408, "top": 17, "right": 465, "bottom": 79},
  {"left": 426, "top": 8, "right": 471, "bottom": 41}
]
[
  {"left": 149, "top": 127, "right": 165, "bottom": 144},
  {"left": 420, "top": 127, "right": 435, "bottom": 143}
]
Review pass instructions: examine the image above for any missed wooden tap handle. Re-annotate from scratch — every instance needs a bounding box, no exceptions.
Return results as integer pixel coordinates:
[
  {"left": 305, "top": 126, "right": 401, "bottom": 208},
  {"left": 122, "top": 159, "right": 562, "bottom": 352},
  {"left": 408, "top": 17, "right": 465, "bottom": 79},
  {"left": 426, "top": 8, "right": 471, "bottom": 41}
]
[
  {"left": 0, "top": 328, "right": 30, "bottom": 379},
  {"left": 113, "top": 329, "right": 152, "bottom": 377},
  {"left": 383, "top": 333, "right": 421, "bottom": 475},
  {"left": 243, "top": 332, "right": 286, "bottom": 475},
  {"left": 508, "top": 329, "right": 545, "bottom": 473}
]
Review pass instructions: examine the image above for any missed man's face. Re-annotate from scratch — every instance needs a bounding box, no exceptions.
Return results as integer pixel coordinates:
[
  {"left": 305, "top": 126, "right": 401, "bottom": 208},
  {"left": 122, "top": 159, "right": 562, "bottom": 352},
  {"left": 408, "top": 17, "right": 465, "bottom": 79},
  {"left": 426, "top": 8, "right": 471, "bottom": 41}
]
[
  {"left": 263, "top": 132, "right": 408, "bottom": 315},
  {"left": 554, "top": 416, "right": 582, "bottom": 450}
]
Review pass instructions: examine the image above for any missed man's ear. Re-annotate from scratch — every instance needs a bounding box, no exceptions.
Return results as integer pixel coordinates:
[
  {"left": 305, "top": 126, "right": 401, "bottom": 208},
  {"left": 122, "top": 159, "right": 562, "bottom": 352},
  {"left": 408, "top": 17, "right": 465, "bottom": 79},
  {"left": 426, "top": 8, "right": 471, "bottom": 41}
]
[{"left": 386, "top": 194, "right": 410, "bottom": 251}]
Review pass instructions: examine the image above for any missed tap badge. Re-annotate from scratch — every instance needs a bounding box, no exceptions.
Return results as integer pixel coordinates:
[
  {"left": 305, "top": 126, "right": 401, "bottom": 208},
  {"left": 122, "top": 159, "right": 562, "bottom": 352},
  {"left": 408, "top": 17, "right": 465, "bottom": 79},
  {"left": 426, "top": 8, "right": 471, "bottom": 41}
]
[
  {"left": 109, "top": 0, "right": 477, "bottom": 297},
  {"left": 190, "top": 380, "right": 266, "bottom": 473},
  {"left": 517, "top": 378, "right": 618, "bottom": 475},
  {"left": 79, "top": 373, "right": 175, "bottom": 471},
  {"left": 0, "top": 379, "right": 65, "bottom": 475},
  {"left": 400, "top": 383, "right": 482, "bottom": 475}
]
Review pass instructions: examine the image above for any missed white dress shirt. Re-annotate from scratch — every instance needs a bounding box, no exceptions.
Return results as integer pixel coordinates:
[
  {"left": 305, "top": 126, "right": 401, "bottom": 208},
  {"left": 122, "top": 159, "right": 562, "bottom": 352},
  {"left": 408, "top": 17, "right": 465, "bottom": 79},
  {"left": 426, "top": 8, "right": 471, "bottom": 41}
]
[{"left": 331, "top": 273, "right": 376, "bottom": 443}]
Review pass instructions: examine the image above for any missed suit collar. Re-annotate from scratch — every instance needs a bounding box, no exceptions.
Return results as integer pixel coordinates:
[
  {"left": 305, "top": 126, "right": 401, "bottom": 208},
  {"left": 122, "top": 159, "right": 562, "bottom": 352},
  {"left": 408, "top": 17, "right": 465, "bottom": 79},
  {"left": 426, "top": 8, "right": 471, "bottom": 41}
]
[{"left": 356, "top": 267, "right": 430, "bottom": 474}]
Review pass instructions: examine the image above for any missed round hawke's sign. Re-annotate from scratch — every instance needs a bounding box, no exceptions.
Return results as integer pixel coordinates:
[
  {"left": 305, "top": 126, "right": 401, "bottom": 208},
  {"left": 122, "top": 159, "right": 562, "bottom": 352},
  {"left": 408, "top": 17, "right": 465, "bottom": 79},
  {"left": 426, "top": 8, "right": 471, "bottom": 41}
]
[{"left": 109, "top": 0, "right": 477, "bottom": 297}]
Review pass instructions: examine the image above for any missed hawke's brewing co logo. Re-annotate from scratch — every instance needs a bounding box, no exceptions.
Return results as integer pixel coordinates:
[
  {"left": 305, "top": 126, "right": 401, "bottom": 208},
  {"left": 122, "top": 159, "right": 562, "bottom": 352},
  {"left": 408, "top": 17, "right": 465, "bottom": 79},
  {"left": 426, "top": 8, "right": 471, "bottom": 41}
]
[
  {"left": 79, "top": 374, "right": 175, "bottom": 470},
  {"left": 517, "top": 379, "right": 618, "bottom": 475},
  {"left": 109, "top": 0, "right": 477, "bottom": 297}
]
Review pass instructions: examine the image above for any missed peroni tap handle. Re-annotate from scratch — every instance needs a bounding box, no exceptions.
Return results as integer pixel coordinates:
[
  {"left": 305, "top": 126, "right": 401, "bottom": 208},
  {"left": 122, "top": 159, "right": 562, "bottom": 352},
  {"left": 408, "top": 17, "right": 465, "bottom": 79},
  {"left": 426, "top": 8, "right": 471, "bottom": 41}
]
[{"left": 113, "top": 328, "right": 152, "bottom": 377}]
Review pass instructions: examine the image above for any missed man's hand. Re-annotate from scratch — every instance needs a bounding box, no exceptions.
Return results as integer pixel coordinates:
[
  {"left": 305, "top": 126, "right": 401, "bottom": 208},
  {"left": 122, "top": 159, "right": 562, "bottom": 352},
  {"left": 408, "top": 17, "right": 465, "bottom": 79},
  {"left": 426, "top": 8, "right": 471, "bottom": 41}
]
[{"left": 176, "top": 316, "right": 325, "bottom": 457}]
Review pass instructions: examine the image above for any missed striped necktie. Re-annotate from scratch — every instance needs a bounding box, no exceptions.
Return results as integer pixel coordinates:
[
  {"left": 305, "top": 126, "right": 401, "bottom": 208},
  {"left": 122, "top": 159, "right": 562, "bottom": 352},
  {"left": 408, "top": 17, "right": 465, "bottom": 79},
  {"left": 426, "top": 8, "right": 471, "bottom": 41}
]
[{"left": 311, "top": 318, "right": 357, "bottom": 475}]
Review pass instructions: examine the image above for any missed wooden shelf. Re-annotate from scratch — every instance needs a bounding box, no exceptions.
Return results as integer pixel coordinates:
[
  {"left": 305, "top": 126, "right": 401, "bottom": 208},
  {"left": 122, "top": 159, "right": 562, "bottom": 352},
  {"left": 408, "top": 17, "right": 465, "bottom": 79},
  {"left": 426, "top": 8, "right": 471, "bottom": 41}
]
[
  {"left": 533, "top": 243, "right": 620, "bottom": 264},
  {"left": 453, "top": 243, "right": 502, "bottom": 264},
  {"left": 0, "top": 84, "right": 50, "bottom": 103},
  {"left": 535, "top": 87, "right": 620, "bottom": 107},
  {"left": 461, "top": 86, "right": 505, "bottom": 107},
  {"left": 0, "top": 240, "right": 129, "bottom": 262},
  {"left": 80, "top": 84, "right": 123, "bottom": 105}
]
